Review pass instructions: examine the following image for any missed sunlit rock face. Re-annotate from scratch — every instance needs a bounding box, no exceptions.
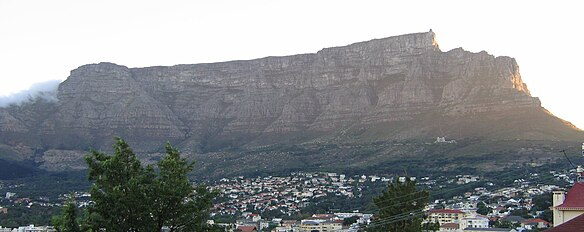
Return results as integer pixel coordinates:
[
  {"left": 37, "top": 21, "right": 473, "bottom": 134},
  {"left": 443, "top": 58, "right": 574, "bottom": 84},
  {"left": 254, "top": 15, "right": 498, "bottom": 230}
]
[{"left": 1, "top": 31, "right": 578, "bottom": 155}]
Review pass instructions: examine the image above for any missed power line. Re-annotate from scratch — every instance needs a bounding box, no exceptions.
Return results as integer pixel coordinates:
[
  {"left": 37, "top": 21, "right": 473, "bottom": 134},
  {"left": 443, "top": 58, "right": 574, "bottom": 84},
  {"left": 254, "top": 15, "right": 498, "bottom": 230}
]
[{"left": 560, "top": 150, "right": 577, "bottom": 169}]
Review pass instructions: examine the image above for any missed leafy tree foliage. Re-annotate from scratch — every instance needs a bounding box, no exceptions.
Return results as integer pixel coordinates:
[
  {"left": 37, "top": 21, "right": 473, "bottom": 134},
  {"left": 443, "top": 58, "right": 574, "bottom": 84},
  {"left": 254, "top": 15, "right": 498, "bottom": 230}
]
[
  {"left": 52, "top": 194, "right": 81, "bottom": 232},
  {"left": 476, "top": 202, "right": 490, "bottom": 215},
  {"left": 510, "top": 208, "right": 530, "bottom": 218},
  {"left": 0, "top": 204, "right": 61, "bottom": 228},
  {"left": 82, "top": 138, "right": 218, "bottom": 231},
  {"left": 538, "top": 209, "right": 553, "bottom": 223},
  {"left": 493, "top": 220, "right": 520, "bottom": 229},
  {"left": 152, "top": 144, "right": 218, "bottom": 231},
  {"left": 85, "top": 138, "right": 153, "bottom": 231},
  {"left": 367, "top": 178, "right": 430, "bottom": 232},
  {"left": 421, "top": 221, "right": 440, "bottom": 231},
  {"left": 531, "top": 193, "right": 552, "bottom": 212},
  {"left": 342, "top": 216, "right": 358, "bottom": 226}
]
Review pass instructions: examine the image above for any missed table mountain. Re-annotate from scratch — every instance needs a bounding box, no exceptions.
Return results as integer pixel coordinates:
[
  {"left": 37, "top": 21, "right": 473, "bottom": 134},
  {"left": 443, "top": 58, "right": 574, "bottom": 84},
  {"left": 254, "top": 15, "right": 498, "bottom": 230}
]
[{"left": 1, "top": 31, "right": 582, "bottom": 176}]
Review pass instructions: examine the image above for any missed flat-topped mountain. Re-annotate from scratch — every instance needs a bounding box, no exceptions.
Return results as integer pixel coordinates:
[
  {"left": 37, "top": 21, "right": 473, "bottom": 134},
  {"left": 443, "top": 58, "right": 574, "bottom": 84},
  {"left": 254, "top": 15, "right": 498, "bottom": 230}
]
[{"left": 1, "top": 31, "right": 582, "bottom": 177}]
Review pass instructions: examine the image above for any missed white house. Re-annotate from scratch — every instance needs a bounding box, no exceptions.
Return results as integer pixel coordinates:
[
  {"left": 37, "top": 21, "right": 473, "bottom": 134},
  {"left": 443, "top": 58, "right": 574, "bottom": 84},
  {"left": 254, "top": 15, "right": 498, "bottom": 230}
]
[{"left": 459, "top": 215, "right": 489, "bottom": 229}]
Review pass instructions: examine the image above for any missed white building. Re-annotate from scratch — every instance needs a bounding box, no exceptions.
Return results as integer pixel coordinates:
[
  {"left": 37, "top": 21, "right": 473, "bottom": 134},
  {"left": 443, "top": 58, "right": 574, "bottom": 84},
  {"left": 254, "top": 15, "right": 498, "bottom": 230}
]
[
  {"left": 428, "top": 209, "right": 465, "bottom": 225},
  {"left": 459, "top": 215, "right": 489, "bottom": 229},
  {"left": 0, "top": 227, "right": 14, "bottom": 232},
  {"left": 299, "top": 220, "right": 342, "bottom": 232},
  {"left": 5, "top": 192, "right": 15, "bottom": 199},
  {"left": 17, "top": 225, "right": 54, "bottom": 232}
]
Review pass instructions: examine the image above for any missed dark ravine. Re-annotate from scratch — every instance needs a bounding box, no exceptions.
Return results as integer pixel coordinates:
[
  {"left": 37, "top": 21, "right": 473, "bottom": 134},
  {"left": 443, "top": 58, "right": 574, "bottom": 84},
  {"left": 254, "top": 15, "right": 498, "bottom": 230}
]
[{"left": 0, "top": 31, "right": 582, "bottom": 177}]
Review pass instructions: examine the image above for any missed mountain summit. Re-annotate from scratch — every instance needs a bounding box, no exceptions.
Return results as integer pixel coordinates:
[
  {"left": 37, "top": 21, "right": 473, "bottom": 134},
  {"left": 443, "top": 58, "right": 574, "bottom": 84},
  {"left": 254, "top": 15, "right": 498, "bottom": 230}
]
[{"left": 0, "top": 31, "right": 582, "bottom": 176}]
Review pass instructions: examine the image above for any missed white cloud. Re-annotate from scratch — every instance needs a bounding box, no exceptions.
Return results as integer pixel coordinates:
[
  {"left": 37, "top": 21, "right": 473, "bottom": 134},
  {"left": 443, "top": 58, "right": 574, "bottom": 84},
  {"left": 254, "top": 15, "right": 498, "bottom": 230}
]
[{"left": 0, "top": 80, "right": 61, "bottom": 107}]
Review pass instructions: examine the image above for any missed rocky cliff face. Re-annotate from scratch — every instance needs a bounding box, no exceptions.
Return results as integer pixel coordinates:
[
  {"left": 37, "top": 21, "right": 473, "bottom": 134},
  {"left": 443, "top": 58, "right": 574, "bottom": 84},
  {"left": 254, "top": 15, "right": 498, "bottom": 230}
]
[{"left": 0, "top": 31, "right": 581, "bottom": 165}]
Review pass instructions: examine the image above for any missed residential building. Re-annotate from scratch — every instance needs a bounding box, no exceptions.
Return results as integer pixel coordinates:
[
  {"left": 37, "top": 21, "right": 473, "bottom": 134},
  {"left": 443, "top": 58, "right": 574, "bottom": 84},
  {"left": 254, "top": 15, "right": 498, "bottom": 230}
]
[
  {"left": 17, "top": 225, "right": 55, "bottom": 232},
  {"left": 553, "top": 182, "right": 584, "bottom": 226},
  {"left": 463, "top": 228, "right": 517, "bottom": 232},
  {"left": 520, "top": 218, "right": 549, "bottom": 230},
  {"left": 272, "top": 226, "right": 294, "bottom": 232},
  {"left": 236, "top": 225, "right": 257, "bottom": 232},
  {"left": 439, "top": 223, "right": 459, "bottom": 231},
  {"left": 320, "top": 221, "right": 342, "bottom": 232},
  {"left": 299, "top": 220, "right": 319, "bottom": 232},
  {"left": 280, "top": 220, "right": 299, "bottom": 228},
  {"left": 459, "top": 215, "right": 489, "bottom": 229},
  {"left": 299, "top": 220, "right": 342, "bottom": 232},
  {"left": 428, "top": 209, "right": 465, "bottom": 224}
]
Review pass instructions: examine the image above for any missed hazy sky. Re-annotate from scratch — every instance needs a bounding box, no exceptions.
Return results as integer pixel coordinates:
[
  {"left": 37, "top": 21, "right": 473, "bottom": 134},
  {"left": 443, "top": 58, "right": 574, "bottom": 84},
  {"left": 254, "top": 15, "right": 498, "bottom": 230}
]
[{"left": 1, "top": 0, "right": 583, "bottom": 129}]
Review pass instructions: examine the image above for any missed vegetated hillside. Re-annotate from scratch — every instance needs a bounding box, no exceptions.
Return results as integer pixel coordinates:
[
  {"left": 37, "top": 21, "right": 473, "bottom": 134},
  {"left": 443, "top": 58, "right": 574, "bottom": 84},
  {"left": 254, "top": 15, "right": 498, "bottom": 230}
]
[{"left": 0, "top": 31, "right": 582, "bottom": 178}]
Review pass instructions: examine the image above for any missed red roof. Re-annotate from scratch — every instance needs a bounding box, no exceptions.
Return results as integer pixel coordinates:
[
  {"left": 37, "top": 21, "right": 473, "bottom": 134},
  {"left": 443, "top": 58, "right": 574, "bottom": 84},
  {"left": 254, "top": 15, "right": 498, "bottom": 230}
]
[
  {"left": 429, "top": 209, "right": 464, "bottom": 214},
  {"left": 557, "top": 183, "right": 584, "bottom": 209},
  {"left": 522, "top": 218, "right": 549, "bottom": 225},
  {"left": 236, "top": 226, "right": 257, "bottom": 232},
  {"left": 440, "top": 223, "right": 459, "bottom": 229},
  {"left": 546, "top": 213, "right": 584, "bottom": 232}
]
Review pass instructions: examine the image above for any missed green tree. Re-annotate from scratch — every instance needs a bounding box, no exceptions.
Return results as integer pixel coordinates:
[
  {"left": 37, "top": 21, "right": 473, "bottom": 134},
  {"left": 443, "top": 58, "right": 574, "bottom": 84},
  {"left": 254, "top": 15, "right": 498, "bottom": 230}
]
[
  {"left": 84, "top": 138, "right": 218, "bottom": 231},
  {"left": 52, "top": 194, "right": 81, "bottom": 232},
  {"left": 421, "top": 221, "right": 440, "bottom": 231},
  {"left": 85, "top": 138, "right": 154, "bottom": 231},
  {"left": 493, "top": 219, "right": 520, "bottom": 229},
  {"left": 531, "top": 193, "right": 552, "bottom": 212},
  {"left": 538, "top": 209, "right": 553, "bottom": 223},
  {"left": 367, "top": 178, "right": 429, "bottom": 232},
  {"left": 477, "top": 202, "right": 490, "bottom": 215},
  {"left": 152, "top": 143, "right": 218, "bottom": 231},
  {"left": 510, "top": 208, "right": 530, "bottom": 218},
  {"left": 343, "top": 216, "right": 358, "bottom": 226}
]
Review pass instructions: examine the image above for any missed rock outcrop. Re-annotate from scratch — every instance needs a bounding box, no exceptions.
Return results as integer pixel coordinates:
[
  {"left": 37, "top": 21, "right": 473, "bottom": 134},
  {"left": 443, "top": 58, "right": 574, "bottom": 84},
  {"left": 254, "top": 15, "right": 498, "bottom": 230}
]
[{"left": 0, "top": 31, "right": 581, "bottom": 166}]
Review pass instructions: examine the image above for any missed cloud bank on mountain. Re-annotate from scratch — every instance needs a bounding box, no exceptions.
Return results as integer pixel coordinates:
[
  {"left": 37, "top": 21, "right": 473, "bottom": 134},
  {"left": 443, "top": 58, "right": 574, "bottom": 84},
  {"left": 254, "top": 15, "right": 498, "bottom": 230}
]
[{"left": 0, "top": 80, "right": 61, "bottom": 107}]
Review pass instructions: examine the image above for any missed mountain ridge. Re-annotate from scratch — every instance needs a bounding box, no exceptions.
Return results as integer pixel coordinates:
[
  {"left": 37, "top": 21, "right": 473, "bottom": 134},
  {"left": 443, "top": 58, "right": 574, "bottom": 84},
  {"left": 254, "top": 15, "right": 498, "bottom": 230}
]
[{"left": 0, "top": 31, "right": 582, "bottom": 177}]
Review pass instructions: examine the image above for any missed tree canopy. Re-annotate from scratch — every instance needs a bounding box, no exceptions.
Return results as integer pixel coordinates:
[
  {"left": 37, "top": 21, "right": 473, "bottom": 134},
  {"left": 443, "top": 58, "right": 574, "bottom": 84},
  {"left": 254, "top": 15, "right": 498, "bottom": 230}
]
[
  {"left": 52, "top": 194, "right": 81, "bottom": 232},
  {"left": 367, "top": 178, "right": 431, "bottom": 232},
  {"left": 54, "top": 138, "right": 218, "bottom": 231}
]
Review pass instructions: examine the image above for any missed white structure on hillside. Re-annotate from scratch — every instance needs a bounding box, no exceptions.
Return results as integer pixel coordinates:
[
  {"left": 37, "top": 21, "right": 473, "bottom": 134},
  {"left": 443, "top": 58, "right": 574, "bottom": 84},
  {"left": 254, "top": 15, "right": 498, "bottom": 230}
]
[
  {"left": 435, "top": 137, "right": 456, "bottom": 144},
  {"left": 16, "top": 225, "right": 54, "bottom": 232},
  {"left": 5, "top": 192, "right": 15, "bottom": 199},
  {"left": 0, "top": 226, "right": 14, "bottom": 232}
]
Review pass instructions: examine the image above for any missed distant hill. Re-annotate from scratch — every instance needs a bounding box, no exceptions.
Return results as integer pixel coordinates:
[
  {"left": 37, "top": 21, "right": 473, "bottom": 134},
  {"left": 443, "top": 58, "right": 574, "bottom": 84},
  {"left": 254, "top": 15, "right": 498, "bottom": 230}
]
[{"left": 1, "top": 31, "right": 582, "bottom": 178}]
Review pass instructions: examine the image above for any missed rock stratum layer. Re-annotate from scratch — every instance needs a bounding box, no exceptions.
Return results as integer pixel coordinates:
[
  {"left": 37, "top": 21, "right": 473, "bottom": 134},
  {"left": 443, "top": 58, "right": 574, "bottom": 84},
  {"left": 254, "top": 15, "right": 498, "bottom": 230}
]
[{"left": 0, "top": 31, "right": 582, "bottom": 175}]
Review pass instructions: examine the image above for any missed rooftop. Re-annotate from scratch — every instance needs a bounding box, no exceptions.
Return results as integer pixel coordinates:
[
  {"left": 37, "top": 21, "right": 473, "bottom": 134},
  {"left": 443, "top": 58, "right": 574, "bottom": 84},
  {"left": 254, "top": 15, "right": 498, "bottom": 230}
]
[
  {"left": 557, "top": 183, "right": 584, "bottom": 209},
  {"left": 545, "top": 213, "right": 584, "bottom": 232},
  {"left": 429, "top": 209, "right": 464, "bottom": 214},
  {"left": 236, "top": 225, "right": 257, "bottom": 232},
  {"left": 441, "top": 223, "right": 459, "bottom": 229}
]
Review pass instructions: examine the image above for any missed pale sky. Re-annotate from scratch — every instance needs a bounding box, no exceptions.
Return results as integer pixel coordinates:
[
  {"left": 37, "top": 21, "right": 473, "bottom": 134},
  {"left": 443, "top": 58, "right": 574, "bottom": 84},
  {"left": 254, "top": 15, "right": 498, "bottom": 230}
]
[{"left": 1, "top": 0, "right": 583, "bottom": 129}]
